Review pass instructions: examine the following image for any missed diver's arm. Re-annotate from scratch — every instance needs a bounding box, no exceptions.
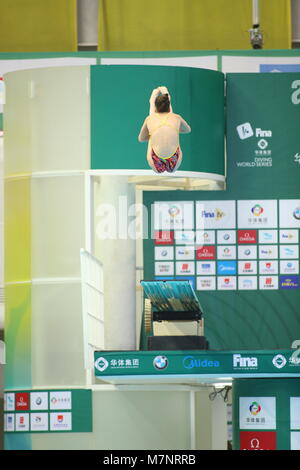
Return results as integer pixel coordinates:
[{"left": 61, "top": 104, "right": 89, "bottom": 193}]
[
  {"left": 158, "top": 86, "right": 173, "bottom": 112},
  {"left": 149, "top": 88, "right": 160, "bottom": 115},
  {"left": 179, "top": 116, "right": 191, "bottom": 133},
  {"left": 138, "top": 118, "right": 150, "bottom": 142}
]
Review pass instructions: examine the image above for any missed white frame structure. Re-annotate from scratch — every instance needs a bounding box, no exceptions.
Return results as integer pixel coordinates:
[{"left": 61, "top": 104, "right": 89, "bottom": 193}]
[{"left": 80, "top": 248, "right": 104, "bottom": 385}]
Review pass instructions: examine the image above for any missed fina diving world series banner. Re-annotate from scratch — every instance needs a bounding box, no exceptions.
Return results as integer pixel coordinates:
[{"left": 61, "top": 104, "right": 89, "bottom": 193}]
[{"left": 94, "top": 350, "right": 300, "bottom": 378}]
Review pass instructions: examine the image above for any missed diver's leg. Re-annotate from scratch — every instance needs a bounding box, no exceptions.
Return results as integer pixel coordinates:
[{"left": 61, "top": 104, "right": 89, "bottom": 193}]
[
  {"left": 173, "top": 148, "right": 182, "bottom": 172},
  {"left": 146, "top": 143, "right": 160, "bottom": 173}
]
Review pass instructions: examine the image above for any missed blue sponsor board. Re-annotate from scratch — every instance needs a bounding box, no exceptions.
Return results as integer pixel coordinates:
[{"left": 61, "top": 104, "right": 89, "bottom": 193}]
[
  {"left": 260, "top": 64, "right": 300, "bottom": 73},
  {"left": 176, "top": 276, "right": 196, "bottom": 289},
  {"left": 279, "top": 276, "right": 299, "bottom": 289},
  {"left": 217, "top": 261, "right": 237, "bottom": 275}
]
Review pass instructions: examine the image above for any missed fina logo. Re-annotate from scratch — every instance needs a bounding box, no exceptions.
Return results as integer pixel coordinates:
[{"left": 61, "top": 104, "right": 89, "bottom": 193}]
[
  {"left": 233, "top": 354, "right": 258, "bottom": 368},
  {"left": 95, "top": 357, "right": 109, "bottom": 372},
  {"left": 153, "top": 355, "right": 168, "bottom": 370},
  {"left": 272, "top": 354, "right": 287, "bottom": 369}
]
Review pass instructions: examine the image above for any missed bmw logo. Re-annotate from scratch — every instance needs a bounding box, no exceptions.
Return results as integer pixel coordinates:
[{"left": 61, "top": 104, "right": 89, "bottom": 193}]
[
  {"left": 223, "top": 234, "right": 230, "bottom": 240},
  {"left": 293, "top": 207, "right": 300, "bottom": 220},
  {"left": 153, "top": 355, "right": 169, "bottom": 370},
  {"left": 244, "top": 249, "right": 251, "bottom": 256},
  {"left": 35, "top": 397, "right": 42, "bottom": 406}
]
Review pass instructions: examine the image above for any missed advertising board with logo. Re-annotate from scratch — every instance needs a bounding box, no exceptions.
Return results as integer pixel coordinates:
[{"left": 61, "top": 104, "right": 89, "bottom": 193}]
[
  {"left": 196, "top": 201, "right": 236, "bottom": 229},
  {"left": 154, "top": 201, "right": 194, "bottom": 230},
  {"left": 94, "top": 350, "right": 300, "bottom": 378},
  {"left": 143, "top": 73, "right": 300, "bottom": 350},
  {"left": 239, "top": 397, "right": 276, "bottom": 430},
  {"left": 4, "top": 389, "right": 92, "bottom": 433},
  {"left": 240, "top": 431, "right": 276, "bottom": 450}
]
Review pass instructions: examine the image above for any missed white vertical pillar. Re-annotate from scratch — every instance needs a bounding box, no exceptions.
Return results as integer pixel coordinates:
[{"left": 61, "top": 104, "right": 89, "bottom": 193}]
[
  {"left": 211, "top": 393, "right": 228, "bottom": 450},
  {"left": 95, "top": 176, "right": 136, "bottom": 350}
]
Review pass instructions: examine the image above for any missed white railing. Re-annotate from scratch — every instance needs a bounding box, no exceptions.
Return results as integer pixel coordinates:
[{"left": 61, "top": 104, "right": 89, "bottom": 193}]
[{"left": 80, "top": 249, "right": 104, "bottom": 375}]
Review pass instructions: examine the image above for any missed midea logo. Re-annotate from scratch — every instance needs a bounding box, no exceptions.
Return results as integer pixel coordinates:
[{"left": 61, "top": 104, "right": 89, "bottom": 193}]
[
  {"left": 233, "top": 354, "right": 258, "bottom": 368},
  {"left": 183, "top": 356, "right": 220, "bottom": 369}
]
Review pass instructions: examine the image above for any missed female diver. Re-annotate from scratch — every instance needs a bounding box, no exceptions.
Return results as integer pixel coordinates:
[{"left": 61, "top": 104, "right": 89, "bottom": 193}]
[{"left": 138, "top": 86, "right": 191, "bottom": 173}]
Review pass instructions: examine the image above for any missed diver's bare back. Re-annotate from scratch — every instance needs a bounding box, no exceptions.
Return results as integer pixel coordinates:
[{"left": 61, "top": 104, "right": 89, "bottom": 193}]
[{"left": 147, "top": 112, "right": 181, "bottom": 157}]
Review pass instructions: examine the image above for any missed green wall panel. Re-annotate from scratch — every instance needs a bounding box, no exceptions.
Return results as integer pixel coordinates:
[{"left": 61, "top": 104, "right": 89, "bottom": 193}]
[
  {"left": 91, "top": 65, "right": 224, "bottom": 174},
  {"left": 143, "top": 73, "right": 300, "bottom": 350},
  {"left": 232, "top": 378, "right": 300, "bottom": 450}
]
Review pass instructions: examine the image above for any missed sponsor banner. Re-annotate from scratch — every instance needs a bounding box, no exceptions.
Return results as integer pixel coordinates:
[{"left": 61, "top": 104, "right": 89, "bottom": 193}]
[
  {"left": 238, "top": 245, "right": 257, "bottom": 260},
  {"left": 30, "top": 392, "right": 48, "bottom": 411},
  {"left": 49, "top": 391, "right": 72, "bottom": 411},
  {"left": 217, "top": 261, "right": 237, "bottom": 276},
  {"left": 197, "top": 261, "right": 216, "bottom": 276},
  {"left": 279, "top": 200, "right": 300, "bottom": 229},
  {"left": 30, "top": 413, "right": 49, "bottom": 432},
  {"left": 279, "top": 229, "right": 299, "bottom": 244},
  {"left": 290, "top": 397, "right": 300, "bottom": 430},
  {"left": 155, "top": 262, "right": 174, "bottom": 276},
  {"left": 175, "top": 246, "right": 195, "bottom": 260},
  {"left": 217, "top": 230, "right": 236, "bottom": 244},
  {"left": 175, "top": 276, "right": 196, "bottom": 290},
  {"left": 239, "top": 397, "right": 276, "bottom": 430},
  {"left": 238, "top": 276, "right": 257, "bottom": 290},
  {"left": 4, "top": 414, "right": 15, "bottom": 432},
  {"left": 217, "top": 245, "right": 236, "bottom": 260},
  {"left": 237, "top": 200, "right": 277, "bottom": 229},
  {"left": 217, "top": 276, "right": 237, "bottom": 290},
  {"left": 280, "top": 260, "right": 299, "bottom": 275},
  {"left": 154, "top": 246, "right": 174, "bottom": 261},
  {"left": 259, "top": 276, "right": 278, "bottom": 290},
  {"left": 176, "top": 262, "right": 195, "bottom": 276},
  {"left": 279, "top": 245, "right": 299, "bottom": 259},
  {"left": 291, "top": 432, "right": 300, "bottom": 450},
  {"left": 238, "top": 261, "right": 257, "bottom": 275},
  {"left": 259, "top": 261, "right": 278, "bottom": 275},
  {"left": 259, "top": 245, "right": 278, "bottom": 259},
  {"left": 196, "top": 230, "right": 215, "bottom": 245},
  {"left": 260, "top": 64, "right": 300, "bottom": 73},
  {"left": 240, "top": 431, "right": 276, "bottom": 450},
  {"left": 238, "top": 230, "right": 257, "bottom": 244},
  {"left": 4, "top": 389, "right": 92, "bottom": 433},
  {"left": 4, "top": 393, "right": 15, "bottom": 412},
  {"left": 280, "top": 276, "right": 299, "bottom": 289},
  {"left": 154, "top": 201, "right": 194, "bottom": 230},
  {"left": 154, "top": 230, "right": 174, "bottom": 245},
  {"left": 258, "top": 230, "right": 278, "bottom": 244},
  {"left": 196, "top": 200, "right": 236, "bottom": 229},
  {"left": 196, "top": 276, "right": 216, "bottom": 291},
  {"left": 15, "top": 392, "right": 29, "bottom": 411},
  {"left": 15, "top": 413, "right": 30, "bottom": 432},
  {"left": 50, "top": 412, "right": 72, "bottom": 431},
  {"left": 175, "top": 230, "right": 196, "bottom": 245},
  {"left": 94, "top": 350, "right": 300, "bottom": 377},
  {"left": 222, "top": 56, "right": 300, "bottom": 74},
  {"left": 196, "top": 246, "right": 216, "bottom": 260}
]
